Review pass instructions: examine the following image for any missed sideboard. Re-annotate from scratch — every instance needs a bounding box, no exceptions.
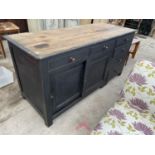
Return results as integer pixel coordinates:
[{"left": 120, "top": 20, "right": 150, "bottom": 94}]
[{"left": 4, "top": 23, "right": 135, "bottom": 126}]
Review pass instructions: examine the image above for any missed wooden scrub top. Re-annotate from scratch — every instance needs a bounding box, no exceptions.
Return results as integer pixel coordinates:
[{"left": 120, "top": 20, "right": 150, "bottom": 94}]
[{"left": 5, "top": 23, "right": 135, "bottom": 59}]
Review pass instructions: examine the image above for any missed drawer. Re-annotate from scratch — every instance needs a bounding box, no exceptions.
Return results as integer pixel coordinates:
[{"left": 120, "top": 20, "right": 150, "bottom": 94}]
[
  {"left": 113, "top": 43, "right": 131, "bottom": 58},
  {"left": 116, "top": 33, "right": 134, "bottom": 46},
  {"left": 48, "top": 47, "right": 89, "bottom": 70},
  {"left": 90, "top": 39, "right": 115, "bottom": 60}
]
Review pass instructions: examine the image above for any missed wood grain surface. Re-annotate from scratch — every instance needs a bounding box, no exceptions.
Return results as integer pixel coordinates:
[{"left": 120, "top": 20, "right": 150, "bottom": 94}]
[{"left": 6, "top": 23, "right": 135, "bottom": 59}]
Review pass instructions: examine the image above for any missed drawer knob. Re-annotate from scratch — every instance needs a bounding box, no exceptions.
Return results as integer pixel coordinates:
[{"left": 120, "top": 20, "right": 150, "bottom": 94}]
[
  {"left": 104, "top": 45, "right": 109, "bottom": 49},
  {"left": 105, "top": 46, "right": 109, "bottom": 49},
  {"left": 69, "top": 57, "right": 76, "bottom": 62}
]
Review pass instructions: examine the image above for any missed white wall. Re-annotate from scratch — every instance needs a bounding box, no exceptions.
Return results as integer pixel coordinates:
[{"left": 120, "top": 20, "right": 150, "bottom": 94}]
[{"left": 27, "top": 19, "right": 80, "bottom": 32}]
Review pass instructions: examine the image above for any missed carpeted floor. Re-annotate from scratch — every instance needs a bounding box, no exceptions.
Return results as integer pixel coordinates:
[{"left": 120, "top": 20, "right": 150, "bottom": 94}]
[{"left": 0, "top": 36, "right": 155, "bottom": 134}]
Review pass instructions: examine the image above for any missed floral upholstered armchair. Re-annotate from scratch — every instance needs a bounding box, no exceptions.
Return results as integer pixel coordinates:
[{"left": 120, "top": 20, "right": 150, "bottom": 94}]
[{"left": 91, "top": 60, "right": 155, "bottom": 135}]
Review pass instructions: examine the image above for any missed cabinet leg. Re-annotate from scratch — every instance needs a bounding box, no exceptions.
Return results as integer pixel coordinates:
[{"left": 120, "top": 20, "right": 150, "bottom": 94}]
[
  {"left": 43, "top": 106, "right": 53, "bottom": 127},
  {"left": 99, "top": 82, "right": 106, "bottom": 88},
  {"left": 44, "top": 118, "right": 53, "bottom": 127},
  {"left": 21, "top": 92, "right": 26, "bottom": 99},
  {"left": 118, "top": 72, "right": 122, "bottom": 76},
  {"left": 22, "top": 95, "right": 26, "bottom": 99},
  {"left": 125, "top": 53, "right": 130, "bottom": 65}
]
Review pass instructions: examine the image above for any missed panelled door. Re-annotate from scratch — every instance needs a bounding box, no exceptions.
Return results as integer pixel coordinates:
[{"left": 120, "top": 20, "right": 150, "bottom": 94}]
[{"left": 49, "top": 62, "right": 85, "bottom": 113}]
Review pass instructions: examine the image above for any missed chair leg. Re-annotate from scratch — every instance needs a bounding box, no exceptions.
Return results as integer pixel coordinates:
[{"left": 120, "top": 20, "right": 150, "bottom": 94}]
[
  {"left": 131, "top": 42, "right": 140, "bottom": 59},
  {"left": 0, "top": 40, "right": 6, "bottom": 58}
]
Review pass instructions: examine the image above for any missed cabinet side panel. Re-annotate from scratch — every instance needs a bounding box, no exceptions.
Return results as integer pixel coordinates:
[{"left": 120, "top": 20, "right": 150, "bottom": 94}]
[{"left": 8, "top": 43, "right": 44, "bottom": 116}]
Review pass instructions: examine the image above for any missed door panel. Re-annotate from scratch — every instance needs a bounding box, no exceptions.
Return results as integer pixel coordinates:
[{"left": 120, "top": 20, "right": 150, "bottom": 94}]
[
  {"left": 85, "top": 57, "right": 108, "bottom": 94},
  {"left": 50, "top": 62, "right": 85, "bottom": 112},
  {"left": 105, "top": 58, "right": 125, "bottom": 83}
]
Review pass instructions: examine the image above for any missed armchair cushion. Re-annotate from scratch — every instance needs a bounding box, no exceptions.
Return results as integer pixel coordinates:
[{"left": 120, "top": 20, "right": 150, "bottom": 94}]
[
  {"left": 91, "top": 100, "right": 155, "bottom": 135},
  {"left": 121, "top": 60, "right": 155, "bottom": 114}
]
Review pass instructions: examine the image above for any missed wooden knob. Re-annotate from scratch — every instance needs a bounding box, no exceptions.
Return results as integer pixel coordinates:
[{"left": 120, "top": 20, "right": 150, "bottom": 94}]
[
  {"left": 105, "top": 45, "right": 109, "bottom": 49},
  {"left": 70, "top": 57, "right": 76, "bottom": 62},
  {"left": 104, "top": 45, "right": 109, "bottom": 49}
]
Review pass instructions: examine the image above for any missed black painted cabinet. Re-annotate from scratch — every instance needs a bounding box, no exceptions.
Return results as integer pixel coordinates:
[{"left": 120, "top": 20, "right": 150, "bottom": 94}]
[{"left": 6, "top": 32, "right": 134, "bottom": 126}]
